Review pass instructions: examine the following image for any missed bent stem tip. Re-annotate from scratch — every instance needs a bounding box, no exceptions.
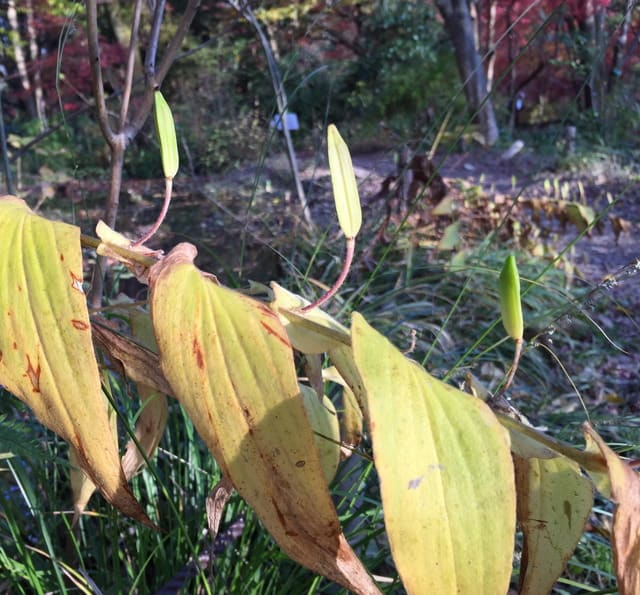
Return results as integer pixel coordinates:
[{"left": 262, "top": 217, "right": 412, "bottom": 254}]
[
  {"left": 301, "top": 237, "right": 356, "bottom": 313},
  {"left": 132, "top": 177, "right": 173, "bottom": 247},
  {"left": 494, "top": 337, "right": 523, "bottom": 400}
]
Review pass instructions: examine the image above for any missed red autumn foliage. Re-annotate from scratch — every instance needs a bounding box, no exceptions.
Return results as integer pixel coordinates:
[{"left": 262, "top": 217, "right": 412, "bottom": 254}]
[
  {"left": 477, "top": 0, "right": 639, "bottom": 115},
  {"left": 4, "top": 1, "right": 127, "bottom": 115}
]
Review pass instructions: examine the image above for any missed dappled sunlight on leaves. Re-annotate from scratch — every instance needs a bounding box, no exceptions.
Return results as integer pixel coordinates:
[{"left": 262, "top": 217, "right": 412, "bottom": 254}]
[
  {"left": 351, "top": 313, "right": 515, "bottom": 594},
  {"left": 148, "top": 243, "right": 380, "bottom": 594},
  {"left": 0, "top": 196, "right": 152, "bottom": 526}
]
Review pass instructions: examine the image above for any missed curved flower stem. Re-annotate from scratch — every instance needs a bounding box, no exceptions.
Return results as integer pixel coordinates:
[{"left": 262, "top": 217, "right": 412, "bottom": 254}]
[
  {"left": 302, "top": 237, "right": 355, "bottom": 313},
  {"left": 132, "top": 177, "right": 173, "bottom": 247},
  {"left": 494, "top": 337, "right": 523, "bottom": 400}
]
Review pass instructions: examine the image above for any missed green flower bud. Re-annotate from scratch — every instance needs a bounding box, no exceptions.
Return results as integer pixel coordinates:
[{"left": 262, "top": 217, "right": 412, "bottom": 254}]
[
  {"left": 154, "top": 90, "right": 179, "bottom": 179},
  {"left": 328, "top": 124, "right": 361, "bottom": 238},
  {"left": 499, "top": 254, "right": 524, "bottom": 341}
]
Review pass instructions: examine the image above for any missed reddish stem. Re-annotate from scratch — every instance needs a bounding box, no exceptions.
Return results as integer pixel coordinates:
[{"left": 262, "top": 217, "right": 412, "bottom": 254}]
[
  {"left": 132, "top": 177, "right": 172, "bottom": 247},
  {"left": 494, "top": 337, "right": 523, "bottom": 400},
  {"left": 301, "top": 237, "right": 355, "bottom": 313}
]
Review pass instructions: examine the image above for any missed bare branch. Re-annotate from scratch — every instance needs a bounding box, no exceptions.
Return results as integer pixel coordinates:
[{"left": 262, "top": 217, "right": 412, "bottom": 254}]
[
  {"left": 129, "top": 0, "right": 201, "bottom": 135},
  {"left": 145, "top": 0, "right": 167, "bottom": 84},
  {"left": 86, "top": 0, "right": 117, "bottom": 146},
  {"left": 119, "top": 0, "right": 144, "bottom": 129},
  {"left": 228, "top": 0, "right": 313, "bottom": 228}
]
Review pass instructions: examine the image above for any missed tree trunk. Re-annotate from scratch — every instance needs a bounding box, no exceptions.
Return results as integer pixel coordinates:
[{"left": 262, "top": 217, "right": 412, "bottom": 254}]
[
  {"left": 228, "top": 0, "right": 313, "bottom": 229},
  {"left": 484, "top": 0, "right": 498, "bottom": 92},
  {"left": 7, "top": 0, "right": 37, "bottom": 121},
  {"left": 25, "top": 0, "right": 47, "bottom": 130},
  {"left": 607, "top": 0, "right": 634, "bottom": 93},
  {"left": 435, "top": 0, "right": 499, "bottom": 146}
]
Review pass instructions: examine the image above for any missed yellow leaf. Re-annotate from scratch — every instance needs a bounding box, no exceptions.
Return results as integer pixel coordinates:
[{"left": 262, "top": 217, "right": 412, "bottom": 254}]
[
  {"left": 0, "top": 196, "right": 151, "bottom": 526},
  {"left": 300, "top": 385, "right": 340, "bottom": 483},
  {"left": 583, "top": 423, "right": 640, "bottom": 595},
  {"left": 323, "top": 365, "right": 363, "bottom": 451},
  {"left": 564, "top": 202, "right": 595, "bottom": 232},
  {"left": 329, "top": 344, "right": 370, "bottom": 425},
  {"left": 269, "top": 282, "right": 350, "bottom": 354},
  {"left": 514, "top": 455, "right": 593, "bottom": 595},
  {"left": 351, "top": 312, "right": 515, "bottom": 595},
  {"left": 121, "top": 308, "right": 169, "bottom": 480},
  {"left": 149, "top": 243, "right": 379, "bottom": 594},
  {"left": 438, "top": 221, "right": 461, "bottom": 251}
]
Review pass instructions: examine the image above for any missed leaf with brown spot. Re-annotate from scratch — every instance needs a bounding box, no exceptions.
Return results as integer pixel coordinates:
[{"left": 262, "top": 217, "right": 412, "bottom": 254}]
[
  {"left": 70, "top": 369, "right": 119, "bottom": 523},
  {"left": 121, "top": 308, "right": 169, "bottom": 480},
  {"left": 351, "top": 313, "right": 515, "bottom": 594},
  {"left": 583, "top": 423, "right": 640, "bottom": 595},
  {"left": 91, "top": 321, "right": 173, "bottom": 396},
  {"left": 149, "top": 243, "right": 379, "bottom": 594},
  {"left": 0, "top": 196, "right": 151, "bottom": 526},
  {"left": 514, "top": 454, "right": 593, "bottom": 595}
]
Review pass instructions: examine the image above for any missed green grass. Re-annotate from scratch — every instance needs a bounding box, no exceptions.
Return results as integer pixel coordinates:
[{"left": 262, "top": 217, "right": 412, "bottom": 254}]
[
  {"left": 3, "top": 58, "right": 640, "bottom": 592},
  {"left": 3, "top": 156, "right": 639, "bottom": 592}
]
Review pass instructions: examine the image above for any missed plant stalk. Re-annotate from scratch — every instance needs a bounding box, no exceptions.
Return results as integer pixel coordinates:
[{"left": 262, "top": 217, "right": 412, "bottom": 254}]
[
  {"left": 132, "top": 178, "right": 173, "bottom": 247},
  {"left": 302, "top": 237, "right": 355, "bottom": 312},
  {"left": 494, "top": 337, "right": 523, "bottom": 399}
]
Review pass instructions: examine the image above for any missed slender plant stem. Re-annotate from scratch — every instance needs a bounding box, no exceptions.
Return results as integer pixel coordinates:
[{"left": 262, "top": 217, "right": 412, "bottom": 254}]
[
  {"left": 132, "top": 177, "right": 173, "bottom": 247},
  {"left": 494, "top": 337, "right": 523, "bottom": 399},
  {"left": 89, "top": 142, "right": 126, "bottom": 308},
  {"left": 130, "top": 0, "right": 201, "bottom": 134},
  {"left": 145, "top": 0, "right": 167, "bottom": 83},
  {"left": 302, "top": 237, "right": 355, "bottom": 312}
]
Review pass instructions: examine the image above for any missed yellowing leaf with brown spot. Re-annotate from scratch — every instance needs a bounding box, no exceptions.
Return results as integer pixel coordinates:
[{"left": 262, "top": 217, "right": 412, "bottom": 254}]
[
  {"left": 149, "top": 244, "right": 379, "bottom": 594},
  {"left": 121, "top": 308, "right": 169, "bottom": 480},
  {"left": 70, "top": 370, "right": 119, "bottom": 522},
  {"left": 329, "top": 344, "right": 370, "bottom": 425},
  {"left": 323, "top": 366, "right": 363, "bottom": 451},
  {"left": 514, "top": 455, "right": 593, "bottom": 595},
  {"left": 351, "top": 313, "right": 515, "bottom": 595},
  {"left": 583, "top": 423, "right": 640, "bottom": 595},
  {"left": 0, "top": 196, "right": 151, "bottom": 526}
]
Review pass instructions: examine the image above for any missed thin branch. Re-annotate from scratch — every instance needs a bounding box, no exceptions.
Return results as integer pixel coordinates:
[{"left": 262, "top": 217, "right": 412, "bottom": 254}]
[
  {"left": 228, "top": 0, "right": 313, "bottom": 228},
  {"left": 119, "top": 0, "right": 144, "bottom": 129},
  {"left": 130, "top": 0, "right": 201, "bottom": 135},
  {"left": 86, "top": 0, "right": 116, "bottom": 147},
  {"left": 145, "top": 0, "right": 167, "bottom": 83},
  {"left": 88, "top": 0, "right": 199, "bottom": 308}
]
